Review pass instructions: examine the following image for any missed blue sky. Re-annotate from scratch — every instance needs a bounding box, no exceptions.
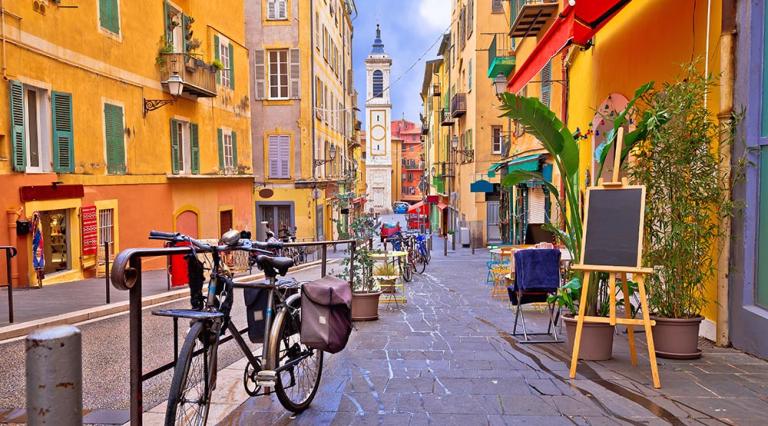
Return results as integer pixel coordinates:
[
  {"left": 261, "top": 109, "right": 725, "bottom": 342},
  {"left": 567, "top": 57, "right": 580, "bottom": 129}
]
[{"left": 352, "top": 0, "right": 451, "bottom": 126}]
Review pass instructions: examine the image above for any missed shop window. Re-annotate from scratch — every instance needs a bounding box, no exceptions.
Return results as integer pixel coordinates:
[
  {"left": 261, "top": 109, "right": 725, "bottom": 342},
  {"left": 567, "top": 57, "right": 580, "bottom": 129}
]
[
  {"left": 257, "top": 203, "right": 294, "bottom": 241},
  {"left": 41, "top": 210, "right": 70, "bottom": 275}
]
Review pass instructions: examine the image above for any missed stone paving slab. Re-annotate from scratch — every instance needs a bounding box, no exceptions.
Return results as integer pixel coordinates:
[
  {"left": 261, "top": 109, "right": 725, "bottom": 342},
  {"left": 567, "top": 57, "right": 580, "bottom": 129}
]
[{"left": 201, "top": 248, "right": 767, "bottom": 424}]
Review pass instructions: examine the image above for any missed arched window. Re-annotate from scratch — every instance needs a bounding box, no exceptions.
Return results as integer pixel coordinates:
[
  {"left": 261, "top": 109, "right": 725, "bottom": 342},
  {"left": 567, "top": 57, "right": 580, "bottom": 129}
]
[{"left": 372, "top": 70, "right": 383, "bottom": 98}]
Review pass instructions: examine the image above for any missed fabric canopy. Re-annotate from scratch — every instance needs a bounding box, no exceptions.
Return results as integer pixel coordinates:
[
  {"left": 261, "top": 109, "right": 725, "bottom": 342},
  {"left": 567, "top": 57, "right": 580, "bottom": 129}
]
[
  {"left": 506, "top": 154, "right": 542, "bottom": 173},
  {"left": 507, "top": 0, "right": 631, "bottom": 93},
  {"left": 436, "top": 202, "right": 448, "bottom": 210},
  {"left": 408, "top": 201, "right": 429, "bottom": 215}
]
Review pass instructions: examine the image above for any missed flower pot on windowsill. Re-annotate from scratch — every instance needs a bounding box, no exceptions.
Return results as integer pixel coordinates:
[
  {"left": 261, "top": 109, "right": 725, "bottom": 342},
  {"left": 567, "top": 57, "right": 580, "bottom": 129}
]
[
  {"left": 563, "top": 315, "right": 615, "bottom": 361},
  {"left": 351, "top": 291, "right": 381, "bottom": 321},
  {"left": 651, "top": 316, "right": 703, "bottom": 359}
]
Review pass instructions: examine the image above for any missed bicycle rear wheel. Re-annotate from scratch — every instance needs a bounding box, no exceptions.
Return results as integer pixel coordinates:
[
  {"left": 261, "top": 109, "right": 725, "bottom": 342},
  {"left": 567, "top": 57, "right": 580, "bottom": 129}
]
[
  {"left": 272, "top": 298, "right": 324, "bottom": 413},
  {"left": 165, "top": 321, "right": 216, "bottom": 426},
  {"left": 415, "top": 253, "right": 426, "bottom": 274},
  {"left": 401, "top": 257, "right": 413, "bottom": 282}
]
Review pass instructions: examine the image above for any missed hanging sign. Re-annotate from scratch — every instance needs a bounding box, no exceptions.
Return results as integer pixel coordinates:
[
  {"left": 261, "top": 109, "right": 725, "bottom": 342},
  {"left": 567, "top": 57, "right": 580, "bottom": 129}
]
[{"left": 81, "top": 206, "right": 98, "bottom": 256}]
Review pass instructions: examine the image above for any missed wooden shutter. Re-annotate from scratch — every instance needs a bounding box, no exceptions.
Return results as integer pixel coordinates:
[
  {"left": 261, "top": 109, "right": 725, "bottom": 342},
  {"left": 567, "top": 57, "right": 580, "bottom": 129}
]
[
  {"left": 217, "top": 128, "right": 225, "bottom": 171},
  {"left": 104, "top": 103, "right": 125, "bottom": 174},
  {"left": 228, "top": 42, "right": 235, "bottom": 90},
  {"left": 541, "top": 60, "right": 552, "bottom": 108},
  {"left": 9, "top": 80, "right": 26, "bottom": 172},
  {"left": 170, "top": 119, "right": 180, "bottom": 174},
  {"left": 268, "top": 135, "right": 279, "bottom": 177},
  {"left": 231, "top": 131, "right": 238, "bottom": 169},
  {"left": 190, "top": 123, "right": 199, "bottom": 174},
  {"left": 289, "top": 48, "right": 300, "bottom": 99},
  {"left": 254, "top": 49, "right": 266, "bottom": 99},
  {"left": 99, "top": 0, "right": 119, "bottom": 34},
  {"left": 214, "top": 35, "right": 221, "bottom": 85},
  {"left": 163, "top": 1, "right": 172, "bottom": 43},
  {"left": 528, "top": 187, "right": 546, "bottom": 224},
  {"left": 52, "top": 92, "right": 74, "bottom": 173},
  {"left": 278, "top": 135, "right": 290, "bottom": 178},
  {"left": 182, "top": 14, "right": 190, "bottom": 53}
]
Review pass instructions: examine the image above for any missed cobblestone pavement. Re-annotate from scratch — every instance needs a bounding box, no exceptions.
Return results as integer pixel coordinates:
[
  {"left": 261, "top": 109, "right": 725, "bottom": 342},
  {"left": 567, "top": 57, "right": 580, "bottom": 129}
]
[{"left": 220, "top": 247, "right": 768, "bottom": 426}]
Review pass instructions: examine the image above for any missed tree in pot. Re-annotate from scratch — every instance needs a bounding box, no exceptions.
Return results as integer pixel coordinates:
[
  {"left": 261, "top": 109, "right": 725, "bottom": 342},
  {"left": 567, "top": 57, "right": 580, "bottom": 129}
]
[
  {"left": 338, "top": 214, "right": 381, "bottom": 321},
  {"left": 626, "top": 65, "right": 736, "bottom": 359}
]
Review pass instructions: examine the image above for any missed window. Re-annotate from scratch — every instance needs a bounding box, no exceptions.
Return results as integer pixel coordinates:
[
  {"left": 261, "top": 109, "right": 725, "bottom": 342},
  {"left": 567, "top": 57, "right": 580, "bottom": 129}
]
[
  {"left": 268, "top": 135, "right": 290, "bottom": 178},
  {"left": 99, "top": 0, "right": 120, "bottom": 35},
  {"left": 218, "top": 129, "right": 238, "bottom": 173},
  {"left": 492, "top": 126, "right": 502, "bottom": 154},
  {"left": 9, "top": 81, "right": 68, "bottom": 173},
  {"left": 267, "top": 0, "right": 287, "bottom": 20},
  {"left": 315, "top": 12, "right": 320, "bottom": 50},
  {"left": 98, "top": 208, "right": 114, "bottom": 253},
  {"left": 372, "top": 70, "right": 383, "bottom": 98},
  {"left": 492, "top": 0, "right": 504, "bottom": 13},
  {"left": 541, "top": 60, "right": 552, "bottom": 108},
  {"left": 218, "top": 38, "right": 234, "bottom": 89},
  {"left": 467, "top": 0, "right": 474, "bottom": 37},
  {"left": 268, "top": 50, "right": 289, "bottom": 99},
  {"left": 468, "top": 59, "right": 473, "bottom": 91},
  {"left": 104, "top": 103, "right": 126, "bottom": 174},
  {"left": 170, "top": 119, "right": 199, "bottom": 174}
]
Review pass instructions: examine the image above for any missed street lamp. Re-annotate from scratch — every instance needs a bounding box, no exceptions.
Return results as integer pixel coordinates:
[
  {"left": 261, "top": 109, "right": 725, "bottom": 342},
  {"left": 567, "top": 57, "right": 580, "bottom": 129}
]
[
  {"left": 313, "top": 143, "right": 337, "bottom": 167},
  {"left": 493, "top": 73, "right": 507, "bottom": 99},
  {"left": 451, "top": 135, "right": 473, "bottom": 163},
  {"left": 143, "top": 71, "right": 185, "bottom": 116}
]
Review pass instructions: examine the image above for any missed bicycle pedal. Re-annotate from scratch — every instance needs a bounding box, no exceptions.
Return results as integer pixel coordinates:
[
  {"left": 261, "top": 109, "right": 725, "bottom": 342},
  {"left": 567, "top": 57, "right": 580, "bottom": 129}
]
[{"left": 256, "top": 370, "right": 276, "bottom": 387}]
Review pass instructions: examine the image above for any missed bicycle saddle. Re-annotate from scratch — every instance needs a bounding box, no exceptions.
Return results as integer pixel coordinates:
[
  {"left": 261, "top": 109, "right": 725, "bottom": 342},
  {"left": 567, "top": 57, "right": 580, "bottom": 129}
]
[{"left": 255, "top": 255, "right": 294, "bottom": 277}]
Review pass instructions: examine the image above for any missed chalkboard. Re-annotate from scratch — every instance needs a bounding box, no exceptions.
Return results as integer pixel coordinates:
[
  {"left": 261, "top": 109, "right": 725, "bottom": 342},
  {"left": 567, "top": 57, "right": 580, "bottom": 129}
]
[{"left": 582, "top": 187, "right": 644, "bottom": 267}]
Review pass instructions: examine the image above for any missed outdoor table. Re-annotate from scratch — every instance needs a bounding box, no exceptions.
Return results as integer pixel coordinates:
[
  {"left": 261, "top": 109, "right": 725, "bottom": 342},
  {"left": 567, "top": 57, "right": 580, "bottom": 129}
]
[{"left": 371, "top": 251, "right": 408, "bottom": 305}]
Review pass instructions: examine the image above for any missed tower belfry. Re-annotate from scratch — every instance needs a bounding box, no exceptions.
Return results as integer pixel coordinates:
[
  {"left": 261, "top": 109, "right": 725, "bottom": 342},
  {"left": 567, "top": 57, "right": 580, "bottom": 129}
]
[{"left": 365, "top": 24, "right": 393, "bottom": 213}]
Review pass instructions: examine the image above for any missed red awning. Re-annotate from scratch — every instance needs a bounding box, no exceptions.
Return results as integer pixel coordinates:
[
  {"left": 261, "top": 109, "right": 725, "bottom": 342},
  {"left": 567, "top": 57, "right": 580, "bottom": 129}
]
[
  {"left": 407, "top": 201, "right": 429, "bottom": 215},
  {"left": 507, "top": 0, "right": 631, "bottom": 94},
  {"left": 436, "top": 202, "right": 448, "bottom": 210}
]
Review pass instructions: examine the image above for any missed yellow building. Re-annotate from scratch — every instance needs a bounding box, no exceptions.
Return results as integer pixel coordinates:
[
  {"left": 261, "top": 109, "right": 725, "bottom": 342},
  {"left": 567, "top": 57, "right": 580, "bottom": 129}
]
[
  {"left": 444, "top": 0, "right": 511, "bottom": 246},
  {"left": 0, "top": 0, "right": 252, "bottom": 286},
  {"left": 245, "top": 0, "right": 360, "bottom": 242}
]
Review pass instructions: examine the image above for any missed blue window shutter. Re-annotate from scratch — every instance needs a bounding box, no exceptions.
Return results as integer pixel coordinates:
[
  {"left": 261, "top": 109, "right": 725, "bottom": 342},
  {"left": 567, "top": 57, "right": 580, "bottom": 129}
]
[
  {"left": 231, "top": 131, "right": 238, "bottom": 169},
  {"left": 229, "top": 42, "right": 235, "bottom": 90},
  {"left": 52, "top": 92, "right": 74, "bottom": 173},
  {"left": 190, "top": 123, "right": 199, "bottom": 174},
  {"left": 8, "top": 80, "right": 26, "bottom": 172},
  {"left": 217, "top": 128, "right": 224, "bottom": 171},
  {"left": 214, "top": 35, "right": 221, "bottom": 85},
  {"left": 170, "top": 119, "right": 180, "bottom": 174}
]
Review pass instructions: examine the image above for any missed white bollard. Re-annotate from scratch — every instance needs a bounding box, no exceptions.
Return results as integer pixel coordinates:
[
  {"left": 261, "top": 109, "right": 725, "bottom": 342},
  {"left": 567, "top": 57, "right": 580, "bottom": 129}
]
[{"left": 26, "top": 325, "right": 83, "bottom": 426}]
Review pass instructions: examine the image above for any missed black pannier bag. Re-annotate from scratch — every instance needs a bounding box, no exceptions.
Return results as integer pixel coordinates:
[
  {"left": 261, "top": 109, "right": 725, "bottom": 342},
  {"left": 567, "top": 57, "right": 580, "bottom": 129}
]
[
  {"left": 244, "top": 287, "right": 269, "bottom": 344},
  {"left": 300, "top": 276, "right": 353, "bottom": 354}
]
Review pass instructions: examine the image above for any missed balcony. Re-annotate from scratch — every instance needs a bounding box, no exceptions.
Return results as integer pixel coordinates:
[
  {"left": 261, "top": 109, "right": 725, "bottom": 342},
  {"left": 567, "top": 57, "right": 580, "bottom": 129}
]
[
  {"left": 509, "top": 0, "right": 559, "bottom": 39},
  {"left": 440, "top": 108, "right": 455, "bottom": 126},
  {"left": 402, "top": 160, "right": 425, "bottom": 170},
  {"left": 487, "top": 33, "right": 516, "bottom": 78},
  {"left": 450, "top": 93, "right": 467, "bottom": 118},
  {"left": 160, "top": 53, "right": 217, "bottom": 98}
]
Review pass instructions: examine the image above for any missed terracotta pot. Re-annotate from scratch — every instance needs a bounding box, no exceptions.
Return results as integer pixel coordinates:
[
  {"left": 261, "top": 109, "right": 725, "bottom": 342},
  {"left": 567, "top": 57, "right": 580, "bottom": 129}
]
[
  {"left": 651, "top": 316, "right": 703, "bottom": 359},
  {"left": 351, "top": 292, "right": 381, "bottom": 321},
  {"left": 563, "top": 316, "right": 615, "bottom": 361}
]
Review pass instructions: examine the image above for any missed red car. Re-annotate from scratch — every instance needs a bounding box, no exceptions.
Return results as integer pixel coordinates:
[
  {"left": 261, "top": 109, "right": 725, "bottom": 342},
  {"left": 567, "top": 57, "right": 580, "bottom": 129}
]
[{"left": 380, "top": 222, "right": 401, "bottom": 242}]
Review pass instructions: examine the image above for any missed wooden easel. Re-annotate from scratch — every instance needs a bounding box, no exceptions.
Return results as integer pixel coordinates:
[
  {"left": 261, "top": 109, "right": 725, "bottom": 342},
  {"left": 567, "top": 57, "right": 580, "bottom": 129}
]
[{"left": 569, "top": 128, "right": 661, "bottom": 389}]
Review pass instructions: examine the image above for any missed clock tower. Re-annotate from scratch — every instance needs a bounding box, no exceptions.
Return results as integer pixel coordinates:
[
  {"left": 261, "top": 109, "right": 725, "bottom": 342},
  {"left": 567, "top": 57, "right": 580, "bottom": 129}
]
[{"left": 365, "top": 25, "right": 393, "bottom": 213}]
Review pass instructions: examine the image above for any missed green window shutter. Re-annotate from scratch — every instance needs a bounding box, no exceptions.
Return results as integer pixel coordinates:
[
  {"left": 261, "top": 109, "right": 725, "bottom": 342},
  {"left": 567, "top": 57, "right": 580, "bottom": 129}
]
[
  {"left": 163, "top": 1, "right": 172, "bottom": 44},
  {"left": 228, "top": 42, "right": 235, "bottom": 90},
  {"left": 104, "top": 103, "right": 125, "bottom": 174},
  {"left": 99, "top": 0, "right": 120, "bottom": 34},
  {"left": 51, "top": 92, "right": 74, "bottom": 173},
  {"left": 190, "top": 123, "right": 199, "bottom": 174},
  {"left": 231, "top": 131, "right": 238, "bottom": 169},
  {"left": 182, "top": 14, "right": 190, "bottom": 53},
  {"left": 8, "top": 80, "right": 26, "bottom": 172},
  {"left": 468, "top": 59, "right": 473, "bottom": 91},
  {"left": 214, "top": 35, "right": 221, "bottom": 85},
  {"left": 170, "top": 119, "right": 180, "bottom": 174},
  {"left": 217, "top": 128, "right": 224, "bottom": 171}
]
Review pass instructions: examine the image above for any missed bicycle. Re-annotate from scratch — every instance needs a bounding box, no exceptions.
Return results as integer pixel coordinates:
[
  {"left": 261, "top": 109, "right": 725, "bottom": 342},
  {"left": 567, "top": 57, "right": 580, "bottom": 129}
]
[{"left": 149, "top": 230, "right": 324, "bottom": 425}]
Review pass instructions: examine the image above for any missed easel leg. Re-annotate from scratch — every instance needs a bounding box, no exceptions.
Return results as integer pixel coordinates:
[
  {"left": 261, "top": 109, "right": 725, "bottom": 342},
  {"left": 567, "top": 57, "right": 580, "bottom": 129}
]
[
  {"left": 608, "top": 273, "right": 616, "bottom": 326},
  {"left": 637, "top": 275, "right": 661, "bottom": 388},
  {"left": 621, "top": 273, "right": 637, "bottom": 366},
  {"left": 569, "top": 272, "right": 591, "bottom": 379}
]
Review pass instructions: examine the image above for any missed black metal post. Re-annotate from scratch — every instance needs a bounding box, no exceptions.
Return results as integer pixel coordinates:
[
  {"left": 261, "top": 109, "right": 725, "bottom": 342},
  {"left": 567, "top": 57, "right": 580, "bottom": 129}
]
[
  {"left": 321, "top": 245, "right": 328, "bottom": 278},
  {"left": 6, "top": 249, "right": 13, "bottom": 324},
  {"left": 104, "top": 241, "right": 111, "bottom": 304},
  {"left": 128, "top": 257, "right": 143, "bottom": 425},
  {"left": 349, "top": 241, "right": 356, "bottom": 288},
  {"left": 444, "top": 234, "right": 448, "bottom": 257}
]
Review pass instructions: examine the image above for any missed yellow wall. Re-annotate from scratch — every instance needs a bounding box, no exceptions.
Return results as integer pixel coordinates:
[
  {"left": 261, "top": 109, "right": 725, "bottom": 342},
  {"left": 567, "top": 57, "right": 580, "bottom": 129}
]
[{"left": 567, "top": 0, "right": 723, "bottom": 324}]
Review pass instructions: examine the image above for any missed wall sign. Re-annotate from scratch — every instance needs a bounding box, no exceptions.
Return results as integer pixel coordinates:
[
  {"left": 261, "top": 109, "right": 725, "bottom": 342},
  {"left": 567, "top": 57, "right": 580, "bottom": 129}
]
[{"left": 81, "top": 206, "right": 98, "bottom": 256}]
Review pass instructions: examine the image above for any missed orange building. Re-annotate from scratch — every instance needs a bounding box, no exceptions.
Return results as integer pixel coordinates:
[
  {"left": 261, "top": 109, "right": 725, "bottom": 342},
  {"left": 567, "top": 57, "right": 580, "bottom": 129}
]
[{"left": 392, "top": 119, "right": 424, "bottom": 204}]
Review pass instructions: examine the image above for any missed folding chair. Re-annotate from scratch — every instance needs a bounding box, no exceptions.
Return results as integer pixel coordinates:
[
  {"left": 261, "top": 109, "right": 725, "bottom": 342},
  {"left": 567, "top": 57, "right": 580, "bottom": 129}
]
[
  {"left": 491, "top": 247, "right": 514, "bottom": 299},
  {"left": 508, "top": 248, "right": 563, "bottom": 343}
]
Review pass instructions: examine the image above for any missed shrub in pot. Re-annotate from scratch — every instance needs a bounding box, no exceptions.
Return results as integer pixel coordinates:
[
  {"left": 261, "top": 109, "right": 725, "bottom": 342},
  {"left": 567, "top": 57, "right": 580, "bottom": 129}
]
[
  {"left": 374, "top": 263, "right": 398, "bottom": 293},
  {"left": 627, "top": 65, "right": 736, "bottom": 359},
  {"left": 338, "top": 215, "right": 381, "bottom": 321}
]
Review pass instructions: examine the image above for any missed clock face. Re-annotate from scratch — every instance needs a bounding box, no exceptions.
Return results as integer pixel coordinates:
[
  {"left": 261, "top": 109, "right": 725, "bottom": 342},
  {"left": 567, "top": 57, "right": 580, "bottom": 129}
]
[{"left": 371, "top": 125, "right": 386, "bottom": 141}]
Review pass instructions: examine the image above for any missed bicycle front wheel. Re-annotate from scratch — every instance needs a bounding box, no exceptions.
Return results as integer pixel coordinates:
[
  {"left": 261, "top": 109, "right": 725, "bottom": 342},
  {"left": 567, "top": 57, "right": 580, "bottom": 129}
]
[
  {"left": 401, "top": 258, "right": 413, "bottom": 282},
  {"left": 271, "top": 299, "right": 324, "bottom": 413},
  {"left": 415, "top": 253, "right": 426, "bottom": 274},
  {"left": 165, "top": 321, "right": 216, "bottom": 426}
]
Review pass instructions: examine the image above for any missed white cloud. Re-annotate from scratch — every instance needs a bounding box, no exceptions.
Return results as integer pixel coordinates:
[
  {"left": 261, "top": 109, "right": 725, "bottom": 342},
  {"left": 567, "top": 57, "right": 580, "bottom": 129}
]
[{"left": 418, "top": 0, "right": 451, "bottom": 32}]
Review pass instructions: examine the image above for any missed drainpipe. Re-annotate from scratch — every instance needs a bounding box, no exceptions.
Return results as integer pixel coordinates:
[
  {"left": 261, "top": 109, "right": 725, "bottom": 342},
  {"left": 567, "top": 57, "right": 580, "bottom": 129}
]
[
  {"left": 309, "top": 0, "right": 318, "bottom": 240},
  {"left": 1, "top": 0, "right": 7, "bottom": 79},
  {"left": 716, "top": 0, "right": 736, "bottom": 347}
]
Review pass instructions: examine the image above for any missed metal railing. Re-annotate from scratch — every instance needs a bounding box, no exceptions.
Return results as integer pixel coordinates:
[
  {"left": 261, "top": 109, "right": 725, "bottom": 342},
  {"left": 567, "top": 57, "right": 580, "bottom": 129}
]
[
  {"left": 1, "top": 246, "right": 18, "bottom": 323},
  {"left": 440, "top": 108, "right": 455, "bottom": 126},
  {"left": 159, "top": 52, "right": 217, "bottom": 98},
  {"left": 451, "top": 93, "right": 467, "bottom": 117},
  {"left": 109, "top": 239, "right": 356, "bottom": 425},
  {"left": 488, "top": 33, "right": 514, "bottom": 74}
]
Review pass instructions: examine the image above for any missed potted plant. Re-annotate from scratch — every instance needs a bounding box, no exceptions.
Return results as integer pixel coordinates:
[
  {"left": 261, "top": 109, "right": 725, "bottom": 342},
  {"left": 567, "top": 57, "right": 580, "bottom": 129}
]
[
  {"left": 338, "top": 214, "right": 382, "bottom": 321},
  {"left": 374, "top": 262, "right": 398, "bottom": 293},
  {"left": 626, "top": 65, "right": 735, "bottom": 359}
]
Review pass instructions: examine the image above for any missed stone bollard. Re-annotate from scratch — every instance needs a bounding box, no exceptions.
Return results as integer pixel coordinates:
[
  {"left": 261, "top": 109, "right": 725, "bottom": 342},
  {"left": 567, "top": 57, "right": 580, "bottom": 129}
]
[{"left": 26, "top": 326, "right": 83, "bottom": 426}]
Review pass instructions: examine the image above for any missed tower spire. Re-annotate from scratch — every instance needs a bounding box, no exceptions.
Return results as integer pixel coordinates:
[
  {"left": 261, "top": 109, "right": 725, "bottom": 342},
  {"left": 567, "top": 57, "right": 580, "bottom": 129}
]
[{"left": 371, "top": 24, "right": 385, "bottom": 54}]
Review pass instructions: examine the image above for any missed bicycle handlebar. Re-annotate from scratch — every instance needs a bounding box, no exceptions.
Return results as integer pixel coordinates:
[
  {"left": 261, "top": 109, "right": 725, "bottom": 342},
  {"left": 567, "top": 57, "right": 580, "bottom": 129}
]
[{"left": 148, "top": 230, "right": 282, "bottom": 254}]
